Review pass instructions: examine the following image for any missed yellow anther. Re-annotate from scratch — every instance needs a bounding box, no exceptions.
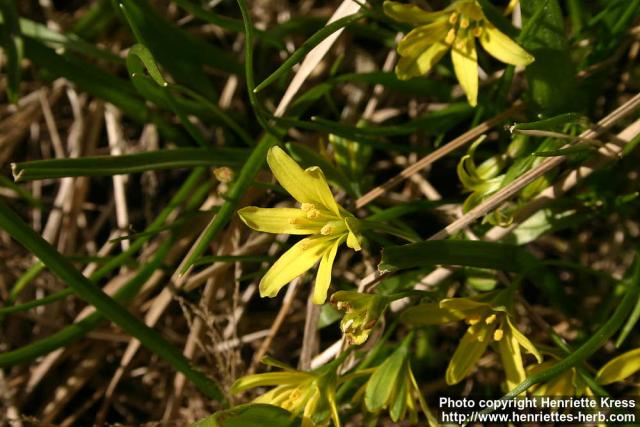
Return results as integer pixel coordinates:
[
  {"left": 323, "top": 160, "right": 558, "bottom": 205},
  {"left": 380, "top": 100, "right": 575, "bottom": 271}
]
[
  {"left": 306, "top": 209, "right": 320, "bottom": 219},
  {"left": 445, "top": 28, "right": 457, "bottom": 44},
  {"left": 321, "top": 224, "right": 335, "bottom": 235},
  {"left": 301, "top": 202, "right": 315, "bottom": 212},
  {"left": 493, "top": 329, "right": 504, "bottom": 341},
  {"left": 448, "top": 12, "right": 458, "bottom": 24},
  {"left": 473, "top": 26, "right": 483, "bottom": 37},
  {"left": 467, "top": 314, "right": 482, "bottom": 325},
  {"left": 485, "top": 314, "right": 497, "bottom": 324},
  {"left": 460, "top": 18, "right": 470, "bottom": 29}
]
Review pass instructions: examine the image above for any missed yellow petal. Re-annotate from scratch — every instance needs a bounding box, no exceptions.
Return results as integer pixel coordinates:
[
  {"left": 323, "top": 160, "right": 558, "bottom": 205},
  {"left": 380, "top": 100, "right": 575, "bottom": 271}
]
[
  {"left": 230, "top": 372, "right": 310, "bottom": 393},
  {"left": 446, "top": 325, "right": 492, "bottom": 385},
  {"left": 260, "top": 236, "right": 333, "bottom": 298},
  {"left": 313, "top": 236, "right": 345, "bottom": 304},
  {"left": 479, "top": 22, "right": 534, "bottom": 66},
  {"left": 397, "top": 21, "right": 449, "bottom": 57},
  {"left": 237, "top": 207, "right": 321, "bottom": 235},
  {"left": 400, "top": 303, "right": 465, "bottom": 325},
  {"left": 439, "top": 297, "right": 491, "bottom": 316},
  {"left": 305, "top": 166, "right": 341, "bottom": 216},
  {"left": 506, "top": 316, "right": 542, "bottom": 363},
  {"left": 383, "top": 1, "right": 448, "bottom": 25},
  {"left": 267, "top": 146, "right": 340, "bottom": 215},
  {"left": 596, "top": 348, "right": 640, "bottom": 385},
  {"left": 451, "top": 32, "right": 478, "bottom": 106},
  {"left": 396, "top": 41, "right": 449, "bottom": 80},
  {"left": 496, "top": 325, "right": 526, "bottom": 392},
  {"left": 344, "top": 217, "right": 362, "bottom": 251}
]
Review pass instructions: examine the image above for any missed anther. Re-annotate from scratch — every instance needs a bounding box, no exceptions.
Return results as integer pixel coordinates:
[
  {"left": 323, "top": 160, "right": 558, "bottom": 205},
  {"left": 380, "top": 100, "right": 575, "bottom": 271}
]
[
  {"left": 485, "top": 314, "right": 497, "bottom": 324},
  {"left": 493, "top": 329, "right": 504, "bottom": 341},
  {"left": 467, "top": 314, "right": 482, "bottom": 325},
  {"left": 448, "top": 12, "right": 458, "bottom": 24},
  {"left": 306, "top": 209, "right": 320, "bottom": 219},
  {"left": 473, "top": 27, "right": 483, "bottom": 37},
  {"left": 445, "top": 28, "right": 456, "bottom": 44},
  {"left": 460, "top": 18, "right": 470, "bottom": 29},
  {"left": 301, "top": 203, "right": 315, "bottom": 212},
  {"left": 321, "top": 224, "right": 335, "bottom": 235}
]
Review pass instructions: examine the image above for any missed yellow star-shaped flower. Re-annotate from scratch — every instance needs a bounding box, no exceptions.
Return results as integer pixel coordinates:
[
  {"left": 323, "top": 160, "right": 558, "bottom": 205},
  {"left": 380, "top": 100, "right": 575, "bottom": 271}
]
[
  {"left": 384, "top": 0, "right": 534, "bottom": 106},
  {"left": 401, "top": 290, "right": 542, "bottom": 389},
  {"left": 238, "top": 146, "right": 361, "bottom": 304}
]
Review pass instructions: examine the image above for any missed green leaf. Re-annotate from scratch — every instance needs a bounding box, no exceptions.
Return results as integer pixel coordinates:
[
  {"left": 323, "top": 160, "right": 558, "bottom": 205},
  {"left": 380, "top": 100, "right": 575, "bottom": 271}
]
[
  {"left": 365, "top": 343, "right": 407, "bottom": 411},
  {"left": 191, "top": 404, "right": 299, "bottom": 427},
  {"left": 520, "top": 0, "right": 577, "bottom": 114},
  {"left": 117, "top": 0, "right": 240, "bottom": 98},
  {"left": 379, "top": 240, "right": 538, "bottom": 273},
  {"left": 0, "top": 0, "right": 23, "bottom": 103},
  {"left": 12, "top": 148, "right": 246, "bottom": 182}
]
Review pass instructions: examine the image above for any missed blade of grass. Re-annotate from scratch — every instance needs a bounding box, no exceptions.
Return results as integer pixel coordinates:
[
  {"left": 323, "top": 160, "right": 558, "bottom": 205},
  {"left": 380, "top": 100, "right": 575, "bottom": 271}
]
[
  {"left": 0, "top": 0, "right": 23, "bottom": 103},
  {"left": 11, "top": 148, "right": 245, "bottom": 182}
]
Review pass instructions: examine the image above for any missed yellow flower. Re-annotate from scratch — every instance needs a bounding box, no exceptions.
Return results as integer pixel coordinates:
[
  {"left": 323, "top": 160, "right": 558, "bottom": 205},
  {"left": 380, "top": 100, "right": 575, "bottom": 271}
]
[
  {"left": 384, "top": 0, "right": 534, "bottom": 106},
  {"left": 401, "top": 291, "right": 542, "bottom": 389},
  {"left": 330, "top": 291, "right": 389, "bottom": 345},
  {"left": 238, "top": 146, "right": 361, "bottom": 304},
  {"left": 528, "top": 361, "right": 593, "bottom": 397},
  {"left": 231, "top": 358, "right": 340, "bottom": 427}
]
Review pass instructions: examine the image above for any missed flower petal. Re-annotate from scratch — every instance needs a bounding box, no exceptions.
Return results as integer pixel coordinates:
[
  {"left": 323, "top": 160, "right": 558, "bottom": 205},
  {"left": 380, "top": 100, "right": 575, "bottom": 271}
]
[
  {"left": 400, "top": 303, "right": 464, "bottom": 325},
  {"left": 439, "top": 297, "right": 491, "bottom": 316},
  {"left": 305, "top": 166, "right": 340, "bottom": 216},
  {"left": 238, "top": 207, "right": 321, "bottom": 235},
  {"left": 260, "top": 236, "right": 333, "bottom": 298},
  {"left": 506, "top": 316, "right": 542, "bottom": 363},
  {"left": 396, "top": 41, "right": 449, "bottom": 80},
  {"left": 267, "top": 146, "right": 340, "bottom": 215},
  {"left": 496, "top": 324, "right": 526, "bottom": 392},
  {"left": 383, "top": 1, "right": 448, "bottom": 25},
  {"left": 313, "top": 236, "right": 345, "bottom": 304},
  {"left": 446, "top": 325, "right": 492, "bottom": 385},
  {"left": 596, "top": 348, "right": 640, "bottom": 385},
  {"left": 230, "top": 372, "right": 310, "bottom": 393},
  {"left": 397, "top": 21, "right": 449, "bottom": 57},
  {"left": 451, "top": 33, "right": 478, "bottom": 106},
  {"left": 480, "top": 23, "right": 534, "bottom": 67}
]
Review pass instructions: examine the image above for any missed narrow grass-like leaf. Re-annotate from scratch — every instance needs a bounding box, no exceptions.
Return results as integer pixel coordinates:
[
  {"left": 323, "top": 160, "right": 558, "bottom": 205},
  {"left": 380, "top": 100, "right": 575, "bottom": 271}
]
[
  {"left": 0, "top": 0, "right": 23, "bottom": 103},
  {"left": 12, "top": 148, "right": 245, "bottom": 181},
  {"left": 379, "top": 240, "right": 539, "bottom": 273},
  {"left": 255, "top": 12, "right": 366, "bottom": 92},
  {"left": 191, "top": 403, "right": 299, "bottom": 427},
  {"left": 511, "top": 113, "right": 586, "bottom": 131}
]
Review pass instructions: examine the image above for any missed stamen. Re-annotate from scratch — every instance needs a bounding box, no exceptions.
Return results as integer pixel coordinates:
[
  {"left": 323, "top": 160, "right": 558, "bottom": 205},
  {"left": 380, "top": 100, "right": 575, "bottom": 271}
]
[
  {"left": 467, "top": 314, "right": 482, "bottom": 325},
  {"left": 321, "top": 224, "right": 335, "bottom": 235},
  {"left": 485, "top": 314, "right": 497, "bottom": 324},
  {"left": 445, "top": 28, "right": 456, "bottom": 44},
  {"left": 493, "top": 329, "right": 504, "bottom": 341},
  {"left": 306, "top": 209, "right": 320, "bottom": 219},
  {"left": 301, "top": 202, "right": 315, "bottom": 212},
  {"left": 460, "top": 18, "right": 470, "bottom": 29},
  {"left": 473, "top": 27, "right": 483, "bottom": 37},
  {"left": 448, "top": 12, "right": 458, "bottom": 24}
]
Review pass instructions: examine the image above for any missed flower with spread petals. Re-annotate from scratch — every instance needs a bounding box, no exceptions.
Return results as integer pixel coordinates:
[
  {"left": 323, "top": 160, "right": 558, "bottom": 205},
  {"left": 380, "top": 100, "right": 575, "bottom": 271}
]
[
  {"left": 401, "top": 290, "right": 542, "bottom": 389},
  {"left": 330, "top": 291, "right": 389, "bottom": 345},
  {"left": 238, "top": 146, "right": 362, "bottom": 304},
  {"left": 231, "top": 357, "right": 341, "bottom": 427},
  {"left": 384, "top": 0, "right": 534, "bottom": 106}
]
